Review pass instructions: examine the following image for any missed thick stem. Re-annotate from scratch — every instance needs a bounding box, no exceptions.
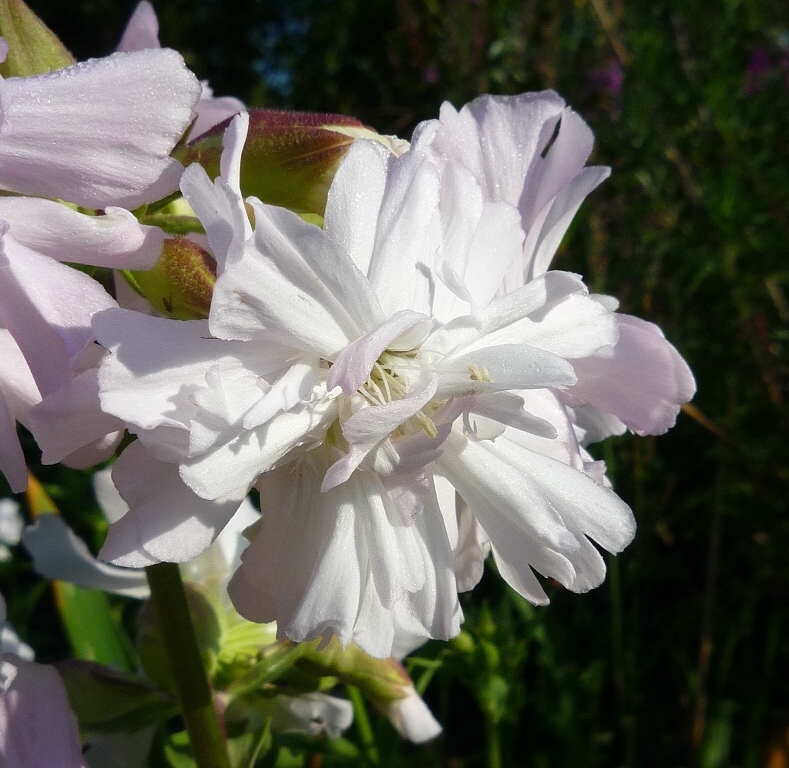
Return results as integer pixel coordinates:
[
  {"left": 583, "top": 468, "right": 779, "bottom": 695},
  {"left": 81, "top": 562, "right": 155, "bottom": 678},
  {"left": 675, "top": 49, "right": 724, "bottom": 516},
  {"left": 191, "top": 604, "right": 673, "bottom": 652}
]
[{"left": 146, "top": 562, "right": 230, "bottom": 768}]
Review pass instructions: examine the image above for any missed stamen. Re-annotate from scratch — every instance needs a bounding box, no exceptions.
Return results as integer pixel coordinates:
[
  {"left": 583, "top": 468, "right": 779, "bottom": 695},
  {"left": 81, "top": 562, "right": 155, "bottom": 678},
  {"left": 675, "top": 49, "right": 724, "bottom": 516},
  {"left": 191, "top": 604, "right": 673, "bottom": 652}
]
[{"left": 468, "top": 365, "right": 492, "bottom": 382}]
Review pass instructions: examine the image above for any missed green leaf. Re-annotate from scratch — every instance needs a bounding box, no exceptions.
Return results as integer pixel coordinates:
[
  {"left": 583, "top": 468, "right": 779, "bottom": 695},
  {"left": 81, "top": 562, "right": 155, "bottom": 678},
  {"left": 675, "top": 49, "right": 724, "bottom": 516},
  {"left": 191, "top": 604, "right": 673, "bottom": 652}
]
[
  {"left": 0, "top": 0, "right": 74, "bottom": 77},
  {"left": 54, "top": 582, "right": 137, "bottom": 671},
  {"left": 58, "top": 660, "right": 178, "bottom": 733}
]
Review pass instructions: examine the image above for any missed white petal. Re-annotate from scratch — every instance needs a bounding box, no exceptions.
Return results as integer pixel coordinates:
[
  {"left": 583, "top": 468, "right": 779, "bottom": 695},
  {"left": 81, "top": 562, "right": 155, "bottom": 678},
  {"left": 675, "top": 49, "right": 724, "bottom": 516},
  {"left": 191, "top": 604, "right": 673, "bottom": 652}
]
[
  {"left": 0, "top": 49, "right": 201, "bottom": 208},
  {"left": 180, "top": 397, "right": 337, "bottom": 500},
  {"left": 92, "top": 467, "right": 129, "bottom": 524},
  {"left": 367, "top": 150, "right": 441, "bottom": 316},
  {"left": 0, "top": 199, "right": 166, "bottom": 270},
  {"left": 99, "top": 442, "right": 246, "bottom": 566},
  {"left": 526, "top": 166, "right": 610, "bottom": 279},
  {"left": 437, "top": 429, "right": 635, "bottom": 599},
  {"left": 386, "top": 688, "right": 442, "bottom": 744},
  {"left": 324, "top": 139, "right": 390, "bottom": 276},
  {"left": 209, "top": 201, "right": 381, "bottom": 357},
  {"left": 22, "top": 515, "right": 150, "bottom": 598},
  {"left": 95, "top": 309, "right": 289, "bottom": 435}
]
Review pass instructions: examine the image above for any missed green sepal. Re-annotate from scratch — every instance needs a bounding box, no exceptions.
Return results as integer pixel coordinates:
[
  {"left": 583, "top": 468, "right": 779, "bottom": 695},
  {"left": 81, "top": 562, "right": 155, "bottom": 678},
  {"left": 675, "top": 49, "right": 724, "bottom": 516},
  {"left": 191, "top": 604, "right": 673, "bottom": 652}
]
[
  {"left": 0, "top": 0, "right": 75, "bottom": 77},
  {"left": 57, "top": 660, "right": 179, "bottom": 733},
  {"left": 225, "top": 640, "right": 309, "bottom": 701},
  {"left": 176, "top": 109, "right": 374, "bottom": 217},
  {"left": 297, "top": 638, "right": 412, "bottom": 706},
  {"left": 124, "top": 235, "right": 216, "bottom": 320},
  {"left": 137, "top": 583, "right": 222, "bottom": 692}
]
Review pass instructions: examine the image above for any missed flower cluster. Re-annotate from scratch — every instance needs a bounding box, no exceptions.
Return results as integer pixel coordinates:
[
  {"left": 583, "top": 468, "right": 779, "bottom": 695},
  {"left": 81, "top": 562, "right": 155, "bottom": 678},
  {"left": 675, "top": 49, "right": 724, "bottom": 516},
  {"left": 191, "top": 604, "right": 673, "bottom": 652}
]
[{"left": 0, "top": 0, "right": 694, "bottom": 714}]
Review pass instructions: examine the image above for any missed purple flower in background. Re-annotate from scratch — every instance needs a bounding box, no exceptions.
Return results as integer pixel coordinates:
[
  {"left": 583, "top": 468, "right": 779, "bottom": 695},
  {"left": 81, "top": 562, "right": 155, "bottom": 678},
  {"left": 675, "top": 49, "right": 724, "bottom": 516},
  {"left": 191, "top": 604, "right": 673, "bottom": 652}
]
[{"left": 590, "top": 58, "right": 624, "bottom": 96}]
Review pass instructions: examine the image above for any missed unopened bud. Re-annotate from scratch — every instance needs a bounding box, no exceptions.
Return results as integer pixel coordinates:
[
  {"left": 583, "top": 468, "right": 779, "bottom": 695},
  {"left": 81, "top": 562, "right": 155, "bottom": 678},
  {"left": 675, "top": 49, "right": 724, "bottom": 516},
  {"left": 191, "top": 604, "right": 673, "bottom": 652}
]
[
  {"left": 124, "top": 236, "right": 215, "bottom": 320},
  {"left": 0, "top": 0, "right": 75, "bottom": 77},
  {"left": 177, "top": 109, "right": 405, "bottom": 217},
  {"left": 298, "top": 639, "right": 441, "bottom": 743}
]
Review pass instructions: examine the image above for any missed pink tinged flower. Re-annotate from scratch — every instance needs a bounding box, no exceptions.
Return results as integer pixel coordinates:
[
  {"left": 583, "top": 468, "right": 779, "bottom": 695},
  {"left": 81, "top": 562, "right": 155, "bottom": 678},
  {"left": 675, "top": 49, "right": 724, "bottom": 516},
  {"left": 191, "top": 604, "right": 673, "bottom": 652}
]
[
  {"left": 0, "top": 48, "right": 201, "bottom": 209},
  {"left": 560, "top": 314, "right": 697, "bottom": 437},
  {"left": 94, "top": 109, "right": 626, "bottom": 656},
  {"left": 0, "top": 595, "right": 85, "bottom": 768},
  {"left": 116, "top": 1, "right": 244, "bottom": 140},
  {"left": 0, "top": 658, "right": 86, "bottom": 768},
  {"left": 411, "top": 92, "right": 610, "bottom": 285},
  {"left": 116, "top": 0, "right": 160, "bottom": 52},
  {"left": 0, "top": 198, "right": 167, "bottom": 270},
  {"left": 0, "top": 224, "right": 116, "bottom": 397}
]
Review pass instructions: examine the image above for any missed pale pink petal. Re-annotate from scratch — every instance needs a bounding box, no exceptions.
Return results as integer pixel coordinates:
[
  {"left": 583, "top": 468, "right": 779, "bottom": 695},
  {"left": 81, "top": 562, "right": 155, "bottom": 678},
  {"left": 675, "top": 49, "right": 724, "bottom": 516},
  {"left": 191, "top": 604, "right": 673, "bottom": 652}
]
[
  {"left": 412, "top": 92, "right": 566, "bottom": 210},
  {"left": 563, "top": 314, "right": 696, "bottom": 435},
  {"left": 28, "top": 367, "right": 125, "bottom": 466},
  {"left": 0, "top": 49, "right": 201, "bottom": 208},
  {"left": 116, "top": 1, "right": 160, "bottom": 52},
  {"left": 321, "top": 377, "right": 438, "bottom": 491},
  {"left": 0, "top": 199, "right": 166, "bottom": 270},
  {"left": 327, "top": 309, "right": 432, "bottom": 394},
  {"left": 22, "top": 515, "right": 150, "bottom": 598},
  {"left": 0, "top": 234, "right": 115, "bottom": 397},
  {"left": 190, "top": 84, "right": 246, "bottom": 140},
  {"left": 0, "top": 658, "right": 86, "bottom": 768},
  {"left": 0, "top": 389, "right": 26, "bottom": 493}
]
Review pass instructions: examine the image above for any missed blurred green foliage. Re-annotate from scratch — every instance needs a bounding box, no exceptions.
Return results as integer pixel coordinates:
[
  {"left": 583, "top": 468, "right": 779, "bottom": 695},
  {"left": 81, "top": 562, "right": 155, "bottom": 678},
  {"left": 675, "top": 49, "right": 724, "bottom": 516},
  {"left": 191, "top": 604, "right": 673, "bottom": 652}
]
[{"left": 4, "top": 0, "right": 789, "bottom": 765}]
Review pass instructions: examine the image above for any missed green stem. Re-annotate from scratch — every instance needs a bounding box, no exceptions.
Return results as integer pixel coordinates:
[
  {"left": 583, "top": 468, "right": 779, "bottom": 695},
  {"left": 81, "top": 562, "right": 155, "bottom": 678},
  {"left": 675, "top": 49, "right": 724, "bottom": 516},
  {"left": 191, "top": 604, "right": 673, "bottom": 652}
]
[
  {"left": 346, "top": 684, "right": 380, "bottom": 765},
  {"left": 483, "top": 710, "right": 502, "bottom": 768},
  {"left": 145, "top": 562, "right": 230, "bottom": 768}
]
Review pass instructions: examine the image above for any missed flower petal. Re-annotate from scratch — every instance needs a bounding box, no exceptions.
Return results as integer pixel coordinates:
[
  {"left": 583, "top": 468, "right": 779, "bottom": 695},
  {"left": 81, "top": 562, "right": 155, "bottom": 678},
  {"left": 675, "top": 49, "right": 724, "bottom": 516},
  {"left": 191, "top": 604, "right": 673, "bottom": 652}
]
[
  {"left": 0, "top": 658, "right": 85, "bottom": 768},
  {"left": 0, "top": 49, "right": 201, "bottom": 208},
  {"left": 99, "top": 442, "right": 246, "bottom": 566},
  {"left": 0, "top": 199, "right": 166, "bottom": 270},
  {"left": 564, "top": 314, "right": 696, "bottom": 435},
  {"left": 22, "top": 515, "right": 150, "bottom": 598}
]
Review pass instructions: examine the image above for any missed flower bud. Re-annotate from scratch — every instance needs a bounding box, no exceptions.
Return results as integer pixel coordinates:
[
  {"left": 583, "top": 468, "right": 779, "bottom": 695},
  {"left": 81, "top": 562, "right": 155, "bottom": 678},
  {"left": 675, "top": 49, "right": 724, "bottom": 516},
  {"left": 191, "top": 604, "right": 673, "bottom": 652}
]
[
  {"left": 177, "top": 109, "right": 405, "bottom": 217},
  {"left": 0, "top": 0, "right": 75, "bottom": 77},
  {"left": 298, "top": 639, "right": 441, "bottom": 743},
  {"left": 124, "top": 236, "right": 216, "bottom": 320}
]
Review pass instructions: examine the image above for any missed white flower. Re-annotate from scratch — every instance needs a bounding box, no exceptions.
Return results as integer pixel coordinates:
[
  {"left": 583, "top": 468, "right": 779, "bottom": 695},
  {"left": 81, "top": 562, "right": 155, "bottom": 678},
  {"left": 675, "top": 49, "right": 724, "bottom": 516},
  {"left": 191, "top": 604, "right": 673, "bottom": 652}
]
[{"left": 92, "top": 91, "right": 667, "bottom": 658}]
